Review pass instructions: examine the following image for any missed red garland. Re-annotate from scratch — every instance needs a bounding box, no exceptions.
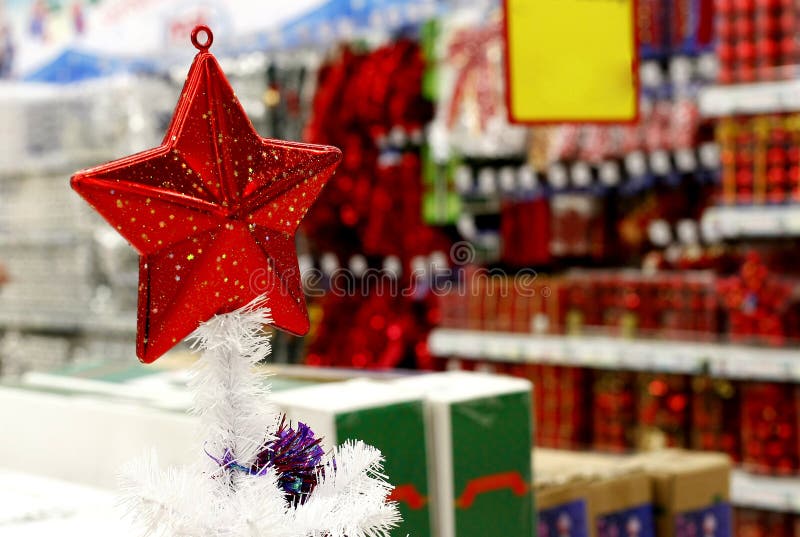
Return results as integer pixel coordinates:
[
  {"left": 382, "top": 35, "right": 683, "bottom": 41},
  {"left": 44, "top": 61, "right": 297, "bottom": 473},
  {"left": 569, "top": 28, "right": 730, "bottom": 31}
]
[{"left": 301, "top": 39, "right": 447, "bottom": 369}]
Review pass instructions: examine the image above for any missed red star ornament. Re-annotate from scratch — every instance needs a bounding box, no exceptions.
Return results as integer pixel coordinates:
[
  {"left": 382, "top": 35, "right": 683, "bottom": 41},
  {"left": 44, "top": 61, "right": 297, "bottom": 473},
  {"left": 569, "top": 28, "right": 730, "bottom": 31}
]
[{"left": 71, "top": 26, "right": 342, "bottom": 363}]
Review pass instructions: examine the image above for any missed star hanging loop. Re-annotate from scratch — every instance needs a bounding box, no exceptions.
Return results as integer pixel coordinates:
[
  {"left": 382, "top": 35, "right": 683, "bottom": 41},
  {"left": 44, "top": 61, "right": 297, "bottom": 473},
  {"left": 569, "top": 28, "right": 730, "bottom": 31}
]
[{"left": 71, "top": 26, "right": 342, "bottom": 363}]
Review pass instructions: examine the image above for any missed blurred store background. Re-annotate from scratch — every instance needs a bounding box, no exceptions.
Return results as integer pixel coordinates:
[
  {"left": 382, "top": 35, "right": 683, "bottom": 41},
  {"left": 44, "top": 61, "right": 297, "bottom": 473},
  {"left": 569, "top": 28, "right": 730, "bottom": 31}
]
[{"left": 1, "top": 0, "right": 800, "bottom": 536}]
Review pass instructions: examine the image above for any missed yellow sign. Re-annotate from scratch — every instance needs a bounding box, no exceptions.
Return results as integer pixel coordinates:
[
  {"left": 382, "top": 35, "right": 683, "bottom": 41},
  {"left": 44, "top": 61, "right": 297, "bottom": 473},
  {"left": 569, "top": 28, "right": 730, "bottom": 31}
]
[{"left": 504, "top": 0, "right": 638, "bottom": 123}]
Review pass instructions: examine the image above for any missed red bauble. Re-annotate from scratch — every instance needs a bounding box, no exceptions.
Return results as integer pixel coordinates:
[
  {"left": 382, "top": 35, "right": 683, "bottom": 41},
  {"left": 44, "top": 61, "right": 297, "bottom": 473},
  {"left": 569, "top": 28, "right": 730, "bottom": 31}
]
[
  {"left": 757, "top": 38, "right": 779, "bottom": 59},
  {"left": 780, "top": 35, "right": 796, "bottom": 56},
  {"left": 71, "top": 27, "right": 342, "bottom": 363},
  {"left": 717, "top": 18, "right": 734, "bottom": 40},
  {"left": 717, "top": 42, "right": 735, "bottom": 63},
  {"left": 734, "top": 17, "right": 754, "bottom": 38},
  {"left": 736, "top": 41, "right": 756, "bottom": 61}
]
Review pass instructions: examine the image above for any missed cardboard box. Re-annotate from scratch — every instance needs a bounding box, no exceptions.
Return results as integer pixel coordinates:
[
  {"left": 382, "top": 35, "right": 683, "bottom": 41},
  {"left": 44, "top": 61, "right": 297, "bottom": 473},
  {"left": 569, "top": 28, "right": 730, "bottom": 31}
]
[
  {"left": 394, "top": 372, "right": 533, "bottom": 537},
  {"left": 535, "top": 449, "right": 655, "bottom": 537},
  {"left": 270, "top": 379, "right": 432, "bottom": 537},
  {"left": 629, "top": 449, "right": 732, "bottom": 537}
]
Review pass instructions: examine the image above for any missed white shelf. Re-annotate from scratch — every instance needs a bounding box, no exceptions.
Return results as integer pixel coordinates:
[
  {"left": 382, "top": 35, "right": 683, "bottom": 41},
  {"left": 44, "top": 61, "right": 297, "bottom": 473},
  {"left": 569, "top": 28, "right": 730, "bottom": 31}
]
[
  {"left": 429, "top": 329, "right": 800, "bottom": 381},
  {"left": 702, "top": 205, "right": 800, "bottom": 239},
  {"left": 732, "top": 470, "right": 800, "bottom": 513},
  {"left": 699, "top": 80, "right": 800, "bottom": 117},
  {"left": 0, "top": 311, "right": 137, "bottom": 335}
]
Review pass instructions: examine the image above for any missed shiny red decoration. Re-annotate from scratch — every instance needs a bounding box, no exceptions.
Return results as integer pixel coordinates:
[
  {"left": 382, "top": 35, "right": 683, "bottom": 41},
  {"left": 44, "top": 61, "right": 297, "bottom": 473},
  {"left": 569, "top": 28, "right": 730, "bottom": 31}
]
[{"left": 71, "top": 26, "right": 341, "bottom": 363}]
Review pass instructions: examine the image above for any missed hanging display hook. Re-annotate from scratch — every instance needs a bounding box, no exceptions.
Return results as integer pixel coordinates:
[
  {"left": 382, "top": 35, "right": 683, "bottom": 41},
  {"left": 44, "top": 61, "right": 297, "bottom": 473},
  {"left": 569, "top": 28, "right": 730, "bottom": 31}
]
[{"left": 191, "top": 25, "right": 214, "bottom": 52}]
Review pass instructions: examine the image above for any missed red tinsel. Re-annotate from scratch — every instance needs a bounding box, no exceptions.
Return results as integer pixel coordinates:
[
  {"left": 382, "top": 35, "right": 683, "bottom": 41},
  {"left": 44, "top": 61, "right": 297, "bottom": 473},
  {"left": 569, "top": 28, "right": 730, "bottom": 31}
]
[{"left": 302, "top": 40, "right": 448, "bottom": 370}]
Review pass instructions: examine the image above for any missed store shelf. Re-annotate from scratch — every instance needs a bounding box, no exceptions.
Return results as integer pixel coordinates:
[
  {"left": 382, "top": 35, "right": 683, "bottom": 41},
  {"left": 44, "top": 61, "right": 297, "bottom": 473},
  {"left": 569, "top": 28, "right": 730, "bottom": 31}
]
[
  {"left": 429, "top": 328, "right": 800, "bottom": 381},
  {"left": 0, "top": 311, "right": 137, "bottom": 336},
  {"left": 699, "top": 80, "right": 800, "bottom": 117},
  {"left": 702, "top": 205, "right": 800, "bottom": 239},
  {"left": 732, "top": 470, "right": 800, "bottom": 513},
  {"left": 0, "top": 230, "right": 87, "bottom": 247}
]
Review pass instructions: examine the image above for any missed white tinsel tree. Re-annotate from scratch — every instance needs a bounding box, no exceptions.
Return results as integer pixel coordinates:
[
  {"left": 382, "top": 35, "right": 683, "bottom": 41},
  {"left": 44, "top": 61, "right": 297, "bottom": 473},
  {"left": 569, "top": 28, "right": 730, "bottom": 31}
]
[{"left": 119, "top": 298, "right": 400, "bottom": 537}]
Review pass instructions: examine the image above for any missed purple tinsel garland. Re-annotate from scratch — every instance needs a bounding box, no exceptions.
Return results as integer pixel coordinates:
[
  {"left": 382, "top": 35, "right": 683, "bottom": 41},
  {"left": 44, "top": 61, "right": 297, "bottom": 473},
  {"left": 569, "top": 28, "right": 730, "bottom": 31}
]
[{"left": 207, "top": 415, "right": 326, "bottom": 506}]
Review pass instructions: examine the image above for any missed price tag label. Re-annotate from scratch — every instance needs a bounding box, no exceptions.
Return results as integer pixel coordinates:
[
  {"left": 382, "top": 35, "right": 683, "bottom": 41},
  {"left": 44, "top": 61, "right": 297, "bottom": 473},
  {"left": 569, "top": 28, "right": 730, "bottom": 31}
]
[
  {"left": 788, "top": 490, "right": 800, "bottom": 513},
  {"left": 747, "top": 87, "right": 780, "bottom": 113},
  {"left": 494, "top": 336, "right": 521, "bottom": 361},
  {"left": 649, "top": 343, "right": 670, "bottom": 371},
  {"left": 784, "top": 209, "right": 800, "bottom": 234},
  {"left": 618, "top": 345, "right": 634, "bottom": 369},
  {"left": 458, "top": 335, "right": 477, "bottom": 357},
  {"left": 472, "top": 336, "right": 486, "bottom": 358},
  {"left": 523, "top": 339, "right": 543, "bottom": 361},
  {"left": 561, "top": 340, "right": 579, "bottom": 365},
  {"left": 672, "top": 345, "right": 694, "bottom": 372},
  {"left": 624, "top": 341, "right": 646, "bottom": 371},
  {"left": 780, "top": 81, "right": 800, "bottom": 111},
  {"left": 709, "top": 354, "right": 726, "bottom": 378},
  {"left": 540, "top": 339, "right": 558, "bottom": 364},
  {"left": 504, "top": 0, "right": 638, "bottom": 123},
  {"left": 720, "top": 348, "right": 750, "bottom": 379},
  {"left": 594, "top": 340, "right": 617, "bottom": 368},
  {"left": 573, "top": 340, "right": 594, "bottom": 363}
]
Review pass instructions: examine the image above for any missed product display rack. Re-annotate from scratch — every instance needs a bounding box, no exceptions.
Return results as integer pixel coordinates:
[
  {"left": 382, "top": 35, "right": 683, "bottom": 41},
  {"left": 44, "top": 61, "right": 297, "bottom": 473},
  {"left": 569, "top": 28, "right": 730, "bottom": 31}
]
[
  {"left": 700, "top": 80, "right": 800, "bottom": 117},
  {"left": 430, "top": 329, "right": 800, "bottom": 515},
  {"left": 424, "top": 2, "right": 800, "bottom": 529},
  {"left": 732, "top": 470, "right": 800, "bottom": 514},
  {"left": 429, "top": 328, "right": 800, "bottom": 381},
  {"left": 702, "top": 205, "right": 800, "bottom": 238}
]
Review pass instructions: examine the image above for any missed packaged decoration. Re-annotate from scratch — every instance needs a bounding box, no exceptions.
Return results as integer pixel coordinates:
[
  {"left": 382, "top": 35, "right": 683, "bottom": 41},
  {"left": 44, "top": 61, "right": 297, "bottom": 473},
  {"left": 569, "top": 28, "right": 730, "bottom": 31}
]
[{"left": 428, "top": 9, "right": 527, "bottom": 161}]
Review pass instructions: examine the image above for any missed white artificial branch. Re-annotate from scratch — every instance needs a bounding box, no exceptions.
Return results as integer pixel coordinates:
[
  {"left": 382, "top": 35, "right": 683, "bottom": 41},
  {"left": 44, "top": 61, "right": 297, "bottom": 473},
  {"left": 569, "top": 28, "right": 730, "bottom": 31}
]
[
  {"left": 119, "top": 296, "right": 400, "bottom": 537},
  {"left": 283, "top": 441, "right": 401, "bottom": 537},
  {"left": 119, "top": 452, "right": 223, "bottom": 537},
  {"left": 187, "top": 296, "right": 277, "bottom": 469}
]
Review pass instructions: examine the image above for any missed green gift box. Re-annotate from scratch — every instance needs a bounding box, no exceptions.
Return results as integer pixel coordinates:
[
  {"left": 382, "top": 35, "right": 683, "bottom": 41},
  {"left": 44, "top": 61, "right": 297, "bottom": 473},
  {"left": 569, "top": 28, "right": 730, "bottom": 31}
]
[
  {"left": 394, "top": 372, "right": 534, "bottom": 537},
  {"left": 270, "top": 379, "right": 432, "bottom": 537}
]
